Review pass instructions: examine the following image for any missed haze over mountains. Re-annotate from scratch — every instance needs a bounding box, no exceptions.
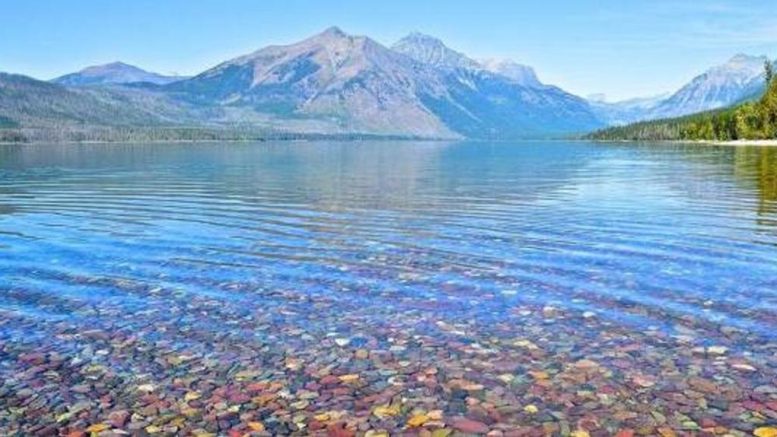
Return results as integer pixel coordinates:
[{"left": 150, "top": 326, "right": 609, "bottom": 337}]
[{"left": 0, "top": 27, "right": 772, "bottom": 142}]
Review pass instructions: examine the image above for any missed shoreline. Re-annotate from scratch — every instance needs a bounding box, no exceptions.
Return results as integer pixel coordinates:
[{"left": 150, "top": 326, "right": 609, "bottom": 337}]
[
  {"left": 0, "top": 137, "right": 456, "bottom": 146},
  {"left": 2, "top": 138, "right": 776, "bottom": 146},
  {"left": 588, "top": 139, "right": 777, "bottom": 147},
  {"left": 704, "top": 139, "right": 777, "bottom": 147}
]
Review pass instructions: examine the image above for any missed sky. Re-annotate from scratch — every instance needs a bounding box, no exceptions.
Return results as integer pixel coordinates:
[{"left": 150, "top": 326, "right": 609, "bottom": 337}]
[{"left": 1, "top": 0, "right": 775, "bottom": 101}]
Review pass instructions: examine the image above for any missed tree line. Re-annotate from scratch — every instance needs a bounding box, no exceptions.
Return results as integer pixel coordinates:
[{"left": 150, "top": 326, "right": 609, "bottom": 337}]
[{"left": 0, "top": 125, "right": 438, "bottom": 144}]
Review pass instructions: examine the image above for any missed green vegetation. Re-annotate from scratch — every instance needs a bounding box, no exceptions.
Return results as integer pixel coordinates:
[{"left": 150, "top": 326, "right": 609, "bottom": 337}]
[
  {"left": 588, "top": 60, "right": 777, "bottom": 141},
  {"left": 0, "top": 125, "right": 435, "bottom": 144}
]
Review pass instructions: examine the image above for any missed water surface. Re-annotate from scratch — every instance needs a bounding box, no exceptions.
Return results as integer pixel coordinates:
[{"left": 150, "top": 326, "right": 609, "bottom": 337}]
[{"left": 1, "top": 141, "right": 776, "bottom": 435}]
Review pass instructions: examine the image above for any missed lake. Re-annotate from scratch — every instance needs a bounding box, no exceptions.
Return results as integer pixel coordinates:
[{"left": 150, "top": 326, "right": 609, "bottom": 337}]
[{"left": 1, "top": 141, "right": 776, "bottom": 435}]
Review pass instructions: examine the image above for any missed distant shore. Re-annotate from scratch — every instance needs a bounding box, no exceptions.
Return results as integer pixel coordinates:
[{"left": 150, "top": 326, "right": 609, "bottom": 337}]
[
  {"left": 2, "top": 137, "right": 776, "bottom": 146},
  {"left": 705, "top": 139, "right": 777, "bottom": 147}
]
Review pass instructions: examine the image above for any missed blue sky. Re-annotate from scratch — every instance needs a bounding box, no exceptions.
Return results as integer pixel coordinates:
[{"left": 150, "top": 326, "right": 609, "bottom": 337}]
[{"left": 1, "top": 0, "right": 775, "bottom": 101}]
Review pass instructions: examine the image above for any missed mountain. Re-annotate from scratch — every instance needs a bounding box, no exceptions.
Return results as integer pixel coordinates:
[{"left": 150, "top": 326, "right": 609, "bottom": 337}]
[
  {"left": 2, "top": 72, "right": 168, "bottom": 126},
  {"left": 587, "top": 56, "right": 777, "bottom": 142},
  {"left": 167, "top": 27, "right": 602, "bottom": 138},
  {"left": 589, "top": 93, "right": 670, "bottom": 126},
  {"left": 0, "top": 72, "right": 226, "bottom": 142},
  {"left": 587, "top": 77, "right": 777, "bottom": 142},
  {"left": 479, "top": 58, "right": 542, "bottom": 88},
  {"left": 53, "top": 62, "right": 188, "bottom": 86},
  {"left": 166, "top": 27, "right": 459, "bottom": 138},
  {"left": 391, "top": 32, "right": 481, "bottom": 70},
  {"left": 592, "top": 54, "right": 771, "bottom": 126},
  {"left": 3, "top": 27, "right": 604, "bottom": 141},
  {"left": 648, "top": 54, "right": 768, "bottom": 119},
  {"left": 391, "top": 33, "right": 542, "bottom": 88},
  {"left": 388, "top": 32, "right": 598, "bottom": 136}
]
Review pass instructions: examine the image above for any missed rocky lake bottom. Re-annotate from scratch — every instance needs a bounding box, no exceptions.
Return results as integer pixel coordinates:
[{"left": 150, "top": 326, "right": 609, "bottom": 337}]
[{"left": 0, "top": 141, "right": 776, "bottom": 436}]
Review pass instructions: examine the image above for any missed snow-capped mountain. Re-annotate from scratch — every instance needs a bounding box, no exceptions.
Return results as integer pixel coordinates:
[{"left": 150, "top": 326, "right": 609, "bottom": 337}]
[
  {"left": 479, "top": 58, "right": 542, "bottom": 88},
  {"left": 53, "top": 62, "right": 188, "bottom": 86},
  {"left": 168, "top": 27, "right": 602, "bottom": 138}
]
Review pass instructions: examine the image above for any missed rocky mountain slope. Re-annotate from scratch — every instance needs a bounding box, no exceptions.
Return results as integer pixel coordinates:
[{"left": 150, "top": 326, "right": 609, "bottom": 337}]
[
  {"left": 165, "top": 27, "right": 602, "bottom": 138},
  {"left": 647, "top": 54, "right": 768, "bottom": 119},
  {"left": 1, "top": 73, "right": 195, "bottom": 127}
]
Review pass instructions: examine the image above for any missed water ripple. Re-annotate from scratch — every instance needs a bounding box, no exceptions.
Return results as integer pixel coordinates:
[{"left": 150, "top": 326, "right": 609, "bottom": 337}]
[{"left": 1, "top": 141, "right": 776, "bottom": 348}]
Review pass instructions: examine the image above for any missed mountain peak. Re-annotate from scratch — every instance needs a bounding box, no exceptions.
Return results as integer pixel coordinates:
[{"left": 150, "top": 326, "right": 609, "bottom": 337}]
[
  {"left": 479, "top": 58, "right": 542, "bottom": 87},
  {"left": 641, "top": 52, "right": 768, "bottom": 120},
  {"left": 80, "top": 62, "right": 144, "bottom": 74},
  {"left": 392, "top": 32, "right": 479, "bottom": 70},
  {"left": 102, "top": 61, "right": 134, "bottom": 68},
  {"left": 53, "top": 62, "right": 186, "bottom": 86},
  {"left": 400, "top": 32, "right": 445, "bottom": 45},
  {"left": 317, "top": 26, "right": 348, "bottom": 39},
  {"left": 706, "top": 53, "right": 765, "bottom": 78},
  {"left": 728, "top": 53, "right": 763, "bottom": 64}
]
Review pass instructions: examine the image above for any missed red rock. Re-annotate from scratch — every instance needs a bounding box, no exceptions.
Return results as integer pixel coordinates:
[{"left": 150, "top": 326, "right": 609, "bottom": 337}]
[
  {"left": 228, "top": 392, "right": 251, "bottom": 404},
  {"left": 66, "top": 432, "right": 86, "bottom": 437},
  {"left": 599, "top": 385, "right": 616, "bottom": 395},
  {"left": 700, "top": 418, "right": 716, "bottom": 428},
  {"left": 108, "top": 410, "right": 130, "bottom": 428},
  {"left": 451, "top": 417, "right": 490, "bottom": 434},
  {"left": 742, "top": 400, "right": 764, "bottom": 411},
  {"left": 687, "top": 377, "right": 717, "bottom": 394},
  {"left": 327, "top": 422, "right": 355, "bottom": 437},
  {"left": 246, "top": 382, "right": 266, "bottom": 393},
  {"left": 332, "top": 387, "right": 351, "bottom": 396},
  {"left": 578, "top": 416, "right": 600, "bottom": 431},
  {"left": 320, "top": 375, "right": 340, "bottom": 385},
  {"left": 309, "top": 420, "right": 326, "bottom": 431},
  {"left": 20, "top": 352, "right": 47, "bottom": 365},
  {"left": 615, "top": 429, "right": 635, "bottom": 437}
]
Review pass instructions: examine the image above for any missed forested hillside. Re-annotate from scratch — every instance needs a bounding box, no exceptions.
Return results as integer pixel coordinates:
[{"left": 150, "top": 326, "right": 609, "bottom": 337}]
[{"left": 588, "top": 61, "right": 776, "bottom": 141}]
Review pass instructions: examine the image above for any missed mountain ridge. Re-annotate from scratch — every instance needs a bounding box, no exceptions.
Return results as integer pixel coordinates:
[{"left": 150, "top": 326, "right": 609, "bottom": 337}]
[
  {"left": 53, "top": 62, "right": 189, "bottom": 86},
  {"left": 164, "top": 27, "right": 601, "bottom": 139},
  {"left": 591, "top": 54, "right": 773, "bottom": 125},
  {"left": 3, "top": 26, "right": 772, "bottom": 142}
]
